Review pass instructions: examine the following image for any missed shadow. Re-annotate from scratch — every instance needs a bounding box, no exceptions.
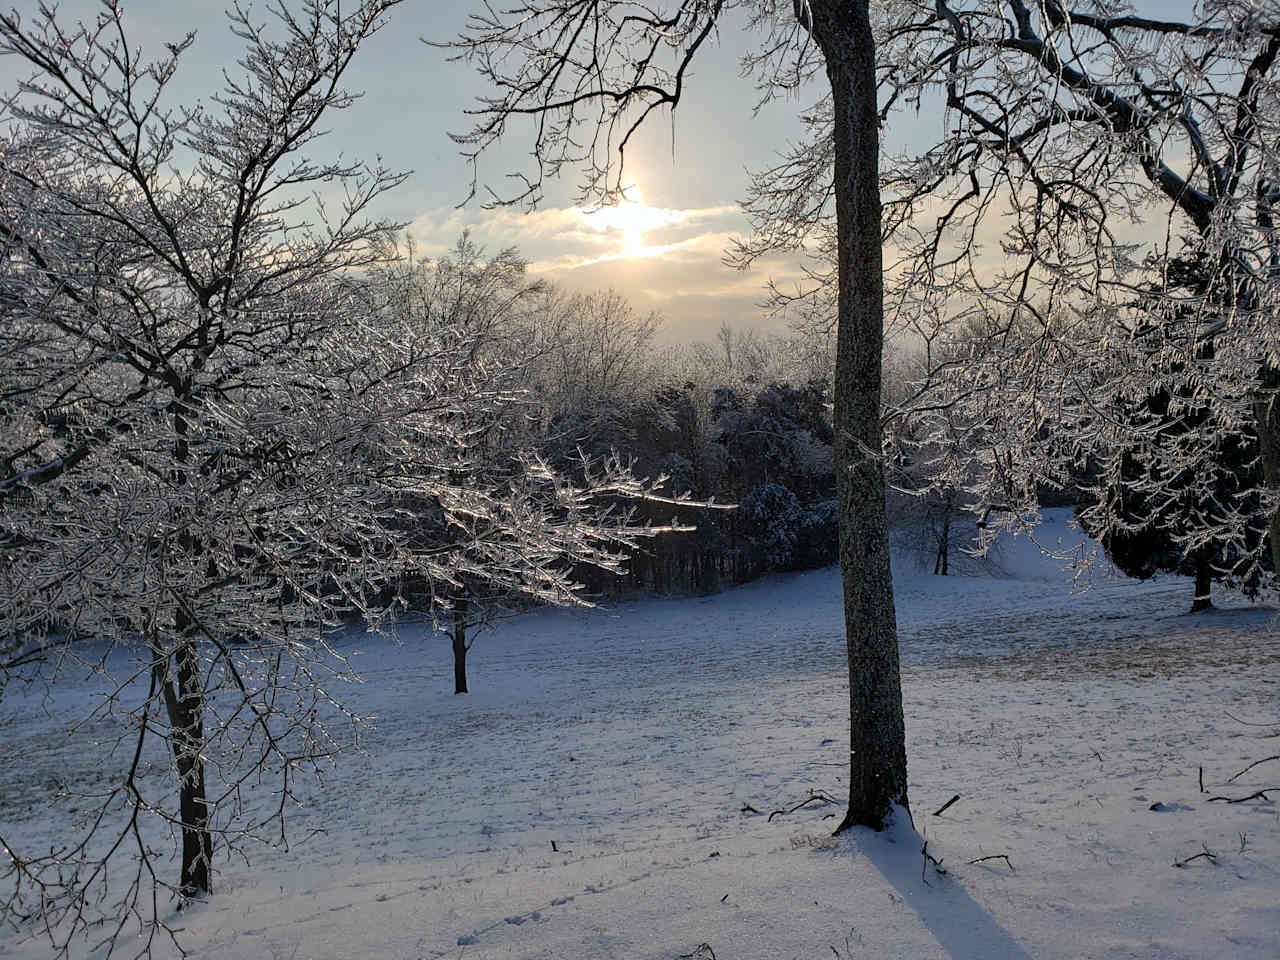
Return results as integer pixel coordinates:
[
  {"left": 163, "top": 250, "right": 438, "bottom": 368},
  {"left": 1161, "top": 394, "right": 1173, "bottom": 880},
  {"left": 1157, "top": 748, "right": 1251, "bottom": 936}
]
[{"left": 844, "top": 812, "right": 1034, "bottom": 960}]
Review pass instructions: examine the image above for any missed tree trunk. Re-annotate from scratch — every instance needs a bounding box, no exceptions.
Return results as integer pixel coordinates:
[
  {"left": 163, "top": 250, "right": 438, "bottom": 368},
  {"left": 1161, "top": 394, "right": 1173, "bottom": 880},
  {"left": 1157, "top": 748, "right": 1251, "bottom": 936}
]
[
  {"left": 164, "top": 401, "right": 214, "bottom": 897},
  {"left": 1255, "top": 396, "right": 1280, "bottom": 578},
  {"left": 161, "top": 637, "right": 213, "bottom": 897},
  {"left": 453, "top": 595, "right": 469, "bottom": 694},
  {"left": 1191, "top": 555, "right": 1214, "bottom": 613},
  {"left": 934, "top": 499, "right": 951, "bottom": 576},
  {"left": 809, "top": 0, "right": 910, "bottom": 833},
  {"left": 1254, "top": 186, "right": 1280, "bottom": 584}
]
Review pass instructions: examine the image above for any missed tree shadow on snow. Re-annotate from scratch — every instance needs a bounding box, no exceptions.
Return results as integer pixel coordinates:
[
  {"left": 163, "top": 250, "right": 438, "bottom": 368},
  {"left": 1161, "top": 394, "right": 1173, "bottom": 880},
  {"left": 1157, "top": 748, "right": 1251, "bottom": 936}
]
[{"left": 845, "top": 810, "right": 1034, "bottom": 960}]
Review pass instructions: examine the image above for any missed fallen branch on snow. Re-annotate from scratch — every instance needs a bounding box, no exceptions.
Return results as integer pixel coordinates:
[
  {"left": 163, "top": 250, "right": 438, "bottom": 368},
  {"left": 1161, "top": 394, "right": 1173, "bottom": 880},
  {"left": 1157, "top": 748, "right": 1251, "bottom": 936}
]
[
  {"left": 933, "top": 794, "right": 961, "bottom": 817},
  {"left": 1172, "top": 845, "right": 1217, "bottom": 868},
  {"left": 920, "top": 840, "right": 946, "bottom": 886},
  {"left": 967, "top": 854, "right": 1014, "bottom": 871},
  {"left": 1226, "top": 756, "right": 1280, "bottom": 783},
  {"left": 1207, "top": 788, "right": 1276, "bottom": 804},
  {"left": 767, "top": 791, "right": 840, "bottom": 822}
]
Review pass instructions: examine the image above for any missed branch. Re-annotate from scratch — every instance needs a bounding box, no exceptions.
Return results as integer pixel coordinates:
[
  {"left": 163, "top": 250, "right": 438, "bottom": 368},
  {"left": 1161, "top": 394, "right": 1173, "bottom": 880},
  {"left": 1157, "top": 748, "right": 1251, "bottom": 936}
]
[
  {"left": 1207, "top": 788, "right": 1277, "bottom": 804},
  {"left": 1226, "top": 755, "right": 1280, "bottom": 783},
  {"left": 967, "top": 853, "right": 1014, "bottom": 870}
]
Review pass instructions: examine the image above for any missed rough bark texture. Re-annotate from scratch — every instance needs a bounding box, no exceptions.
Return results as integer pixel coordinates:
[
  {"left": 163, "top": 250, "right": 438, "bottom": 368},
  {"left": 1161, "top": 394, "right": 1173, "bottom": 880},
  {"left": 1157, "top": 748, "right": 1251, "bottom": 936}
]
[
  {"left": 162, "top": 637, "right": 213, "bottom": 896},
  {"left": 453, "top": 595, "right": 470, "bottom": 695},
  {"left": 166, "top": 408, "right": 214, "bottom": 896},
  {"left": 809, "top": 0, "right": 910, "bottom": 832}
]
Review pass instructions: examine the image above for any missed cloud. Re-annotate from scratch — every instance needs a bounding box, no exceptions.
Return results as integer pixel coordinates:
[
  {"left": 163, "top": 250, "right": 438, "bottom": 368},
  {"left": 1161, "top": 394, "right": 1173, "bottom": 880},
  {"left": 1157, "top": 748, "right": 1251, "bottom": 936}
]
[{"left": 403, "top": 200, "right": 802, "bottom": 341}]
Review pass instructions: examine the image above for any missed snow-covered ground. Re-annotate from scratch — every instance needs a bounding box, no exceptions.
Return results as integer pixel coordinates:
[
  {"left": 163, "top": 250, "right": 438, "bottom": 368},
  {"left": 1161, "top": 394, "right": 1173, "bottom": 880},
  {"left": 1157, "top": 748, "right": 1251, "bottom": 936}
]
[{"left": 3, "top": 510, "right": 1279, "bottom": 959}]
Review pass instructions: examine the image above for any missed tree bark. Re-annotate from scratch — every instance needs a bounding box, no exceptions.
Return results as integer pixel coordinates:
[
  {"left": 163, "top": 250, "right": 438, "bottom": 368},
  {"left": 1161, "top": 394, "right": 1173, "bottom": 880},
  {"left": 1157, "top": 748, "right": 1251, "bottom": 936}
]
[
  {"left": 1191, "top": 555, "right": 1214, "bottom": 613},
  {"left": 1255, "top": 397, "right": 1280, "bottom": 578},
  {"left": 165, "top": 404, "right": 214, "bottom": 896},
  {"left": 453, "top": 595, "right": 469, "bottom": 694},
  {"left": 161, "top": 636, "right": 213, "bottom": 897},
  {"left": 809, "top": 0, "right": 910, "bottom": 832}
]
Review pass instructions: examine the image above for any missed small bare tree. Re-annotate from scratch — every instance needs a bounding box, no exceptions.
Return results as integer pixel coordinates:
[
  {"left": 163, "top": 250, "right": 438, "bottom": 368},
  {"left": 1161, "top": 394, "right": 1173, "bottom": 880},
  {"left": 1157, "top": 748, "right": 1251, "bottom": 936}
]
[{"left": 0, "top": 3, "right": 677, "bottom": 956}]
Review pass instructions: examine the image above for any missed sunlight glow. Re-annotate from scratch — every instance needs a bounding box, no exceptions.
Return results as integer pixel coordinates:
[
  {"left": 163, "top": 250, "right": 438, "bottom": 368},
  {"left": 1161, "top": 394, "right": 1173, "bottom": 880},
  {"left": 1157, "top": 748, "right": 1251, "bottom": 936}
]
[{"left": 581, "top": 188, "right": 686, "bottom": 259}]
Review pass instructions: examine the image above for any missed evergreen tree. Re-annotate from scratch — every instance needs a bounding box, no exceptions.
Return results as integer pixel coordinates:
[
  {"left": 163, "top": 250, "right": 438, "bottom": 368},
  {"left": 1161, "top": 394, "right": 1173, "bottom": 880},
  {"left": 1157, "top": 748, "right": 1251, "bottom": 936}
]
[{"left": 1078, "top": 249, "right": 1272, "bottom": 611}]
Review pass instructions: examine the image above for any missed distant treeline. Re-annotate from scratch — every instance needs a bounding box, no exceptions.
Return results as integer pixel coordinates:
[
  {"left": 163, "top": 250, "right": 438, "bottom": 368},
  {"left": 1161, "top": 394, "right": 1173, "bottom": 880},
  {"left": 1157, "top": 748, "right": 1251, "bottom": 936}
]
[{"left": 548, "top": 377, "right": 841, "bottom": 595}]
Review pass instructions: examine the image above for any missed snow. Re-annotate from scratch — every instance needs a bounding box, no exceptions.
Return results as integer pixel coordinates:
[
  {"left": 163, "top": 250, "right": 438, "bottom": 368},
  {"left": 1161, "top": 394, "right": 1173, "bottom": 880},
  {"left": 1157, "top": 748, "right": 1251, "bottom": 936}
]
[{"left": 3, "top": 509, "right": 1279, "bottom": 959}]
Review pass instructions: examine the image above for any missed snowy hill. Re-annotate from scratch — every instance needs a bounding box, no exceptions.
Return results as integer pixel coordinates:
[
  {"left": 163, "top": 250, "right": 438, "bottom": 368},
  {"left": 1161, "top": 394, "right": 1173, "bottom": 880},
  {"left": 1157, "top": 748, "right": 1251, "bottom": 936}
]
[{"left": 2, "top": 509, "right": 1277, "bottom": 959}]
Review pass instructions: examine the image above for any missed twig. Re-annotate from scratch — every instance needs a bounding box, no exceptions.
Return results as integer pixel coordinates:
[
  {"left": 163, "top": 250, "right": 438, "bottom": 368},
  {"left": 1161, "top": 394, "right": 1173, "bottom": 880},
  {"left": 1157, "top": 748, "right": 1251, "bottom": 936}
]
[
  {"left": 767, "top": 791, "right": 840, "bottom": 822},
  {"left": 1225, "top": 712, "right": 1280, "bottom": 728},
  {"left": 1173, "top": 845, "right": 1217, "bottom": 868},
  {"left": 1199, "top": 766, "right": 1204, "bottom": 793},
  {"left": 740, "top": 804, "right": 760, "bottom": 814},
  {"left": 1207, "top": 788, "right": 1276, "bottom": 804},
  {"left": 933, "top": 794, "right": 961, "bottom": 817},
  {"left": 967, "top": 854, "right": 1014, "bottom": 871},
  {"left": 920, "top": 840, "right": 946, "bottom": 886},
  {"left": 1226, "top": 756, "right": 1280, "bottom": 783},
  {"left": 679, "top": 944, "right": 717, "bottom": 960}
]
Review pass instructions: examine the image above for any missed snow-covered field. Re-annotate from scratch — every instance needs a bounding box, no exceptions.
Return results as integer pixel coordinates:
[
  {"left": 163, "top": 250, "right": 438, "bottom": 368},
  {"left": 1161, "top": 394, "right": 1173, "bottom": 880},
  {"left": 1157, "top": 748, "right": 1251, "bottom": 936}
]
[{"left": 3, "top": 510, "right": 1279, "bottom": 959}]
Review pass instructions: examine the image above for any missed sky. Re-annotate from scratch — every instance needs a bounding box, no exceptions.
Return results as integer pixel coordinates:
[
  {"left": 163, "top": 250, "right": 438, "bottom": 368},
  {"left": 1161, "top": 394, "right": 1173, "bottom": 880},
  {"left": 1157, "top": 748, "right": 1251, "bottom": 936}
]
[
  {"left": 0, "top": 0, "right": 1199, "bottom": 344},
  {"left": 0, "top": 1, "right": 825, "bottom": 344}
]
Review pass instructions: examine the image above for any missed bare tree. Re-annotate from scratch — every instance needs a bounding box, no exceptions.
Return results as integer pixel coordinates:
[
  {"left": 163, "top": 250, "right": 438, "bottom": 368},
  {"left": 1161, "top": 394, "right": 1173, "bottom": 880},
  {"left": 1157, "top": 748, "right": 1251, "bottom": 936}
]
[
  {"left": 522, "top": 285, "right": 663, "bottom": 424},
  {"left": 444, "top": 0, "right": 909, "bottom": 831},
  {"left": 0, "top": 3, "right": 678, "bottom": 955},
  {"left": 736, "top": 0, "right": 1280, "bottom": 589},
  {"left": 894, "top": 0, "right": 1280, "bottom": 588},
  {"left": 692, "top": 322, "right": 784, "bottom": 389}
]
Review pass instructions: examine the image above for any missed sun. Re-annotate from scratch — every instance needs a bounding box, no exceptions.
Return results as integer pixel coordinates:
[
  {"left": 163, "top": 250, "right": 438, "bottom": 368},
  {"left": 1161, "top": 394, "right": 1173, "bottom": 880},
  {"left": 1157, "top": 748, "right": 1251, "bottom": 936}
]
[{"left": 581, "top": 188, "right": 683, "bottom": 259}]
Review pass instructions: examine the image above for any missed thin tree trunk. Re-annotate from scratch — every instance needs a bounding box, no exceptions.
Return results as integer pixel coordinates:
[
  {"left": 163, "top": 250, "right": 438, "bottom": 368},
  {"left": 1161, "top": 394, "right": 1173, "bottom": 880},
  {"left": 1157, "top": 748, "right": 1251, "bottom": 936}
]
[
  {"left": 934, "top": 501, "right": 951, "bottom": 576},
  {"left": 1254, "top": 191, "right": 1280, "bottom": 582},
  {"left": 453, "top": 595, "right": 469, "bottom": 694},
  {"left": 809, "top": 0, "right": 910, "bottom": 833},
  {"left": 165, "top": 403, "right": 213, "bottom": 896},
  {"left": 1191, "top": 555, "right": 1214, "bottom": 613},
  {"left": 1255, "top": 396, "right": 1280, "bottom": 578},
  {"left": 161, "top": 635, "right": 213, "bottom": 897}
]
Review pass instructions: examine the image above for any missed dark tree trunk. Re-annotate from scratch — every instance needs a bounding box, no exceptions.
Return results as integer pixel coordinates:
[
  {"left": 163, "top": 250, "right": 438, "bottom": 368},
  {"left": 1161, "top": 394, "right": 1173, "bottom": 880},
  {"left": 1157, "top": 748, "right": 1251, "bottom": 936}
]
[
  {"left": 807, "top": 0, "right": 910, "bottom": 833},
  {"left": 453, "top": 595, "right": 469, "bottom": 694},
  {"left": 163, "top": 403, "right": 214, "bottom": 897},
  {"left": 1253, "top": 135, "right": 1280, "bottom": 585},
  {"left": 933, "top": 500, "right": 951, "bottom": 576},
  {"left": 1191, "top": 555, "right": 1214, "bottom": 613},
  {"left": 1255, "top": 396, "right": 1280, "bottom": 578},
  {"left": 161, "top": 636, "right": 213, "bottom": 897}
]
